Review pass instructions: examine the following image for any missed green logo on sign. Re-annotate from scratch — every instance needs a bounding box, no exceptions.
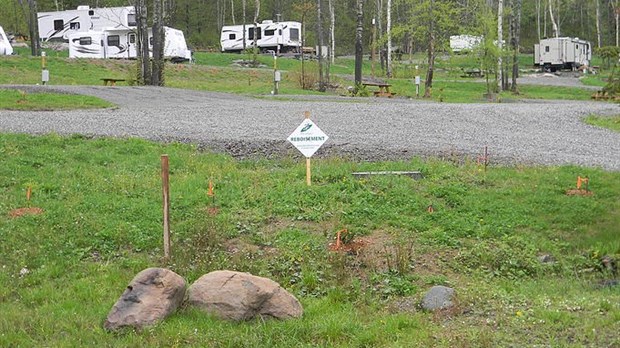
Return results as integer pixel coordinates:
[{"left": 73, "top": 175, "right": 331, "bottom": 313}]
[{"left": 301, "top": 124, "right": 313, "bottom": 133}]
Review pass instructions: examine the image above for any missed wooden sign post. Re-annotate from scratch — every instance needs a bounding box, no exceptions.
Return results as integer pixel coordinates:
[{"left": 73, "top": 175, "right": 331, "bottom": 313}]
[
  {"left": 161, "top": 154, "right": 171, "bottom": 259},
  {"left": 287, "top": 111, "right": 329, "bottom": 187}
]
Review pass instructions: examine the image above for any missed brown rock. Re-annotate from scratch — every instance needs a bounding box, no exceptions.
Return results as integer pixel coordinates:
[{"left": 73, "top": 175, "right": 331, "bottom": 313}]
[
  {"left": 187, "top": 270, "right": 303, "bottom": 321},
  {"left": 104, "top": 268, "right": 186, "bottom": 330}
]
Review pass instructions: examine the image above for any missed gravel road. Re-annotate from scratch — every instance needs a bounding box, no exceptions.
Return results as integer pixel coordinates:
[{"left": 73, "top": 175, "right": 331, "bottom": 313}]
[{"left": 1, "top": 85, "right": 619, "bottom": 170}]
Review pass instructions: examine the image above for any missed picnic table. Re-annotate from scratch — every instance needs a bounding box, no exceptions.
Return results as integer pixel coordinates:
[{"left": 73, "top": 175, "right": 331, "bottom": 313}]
[
  {"left": 101, "top": 78, "right": 126, "bottom": 86},
  {"left": 362, "top": 82, "right": 395, "bottom": 98},
  {"left": 461, "top": 68, "right": 483, "bottom": 78}
]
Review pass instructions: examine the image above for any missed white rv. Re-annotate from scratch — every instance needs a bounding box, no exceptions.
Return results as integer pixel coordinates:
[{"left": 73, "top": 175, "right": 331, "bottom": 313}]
[
  {"left": 450, "top": 35, "right": 482, "bottom": 53},
  {"left": 68, "top": 26, "right": 191, "bottom": 62},
  {"left": 38, "top": 5, "right": 136, "bottom": 42},
  {"left": 0, "top": 25, "right": 13, "bottom": 55},
  {"left": 534, "top": 37, "right": 591, "bottom": 71},
  {"left": 220, "top": 20, "right": 301, "bottom": 53}
]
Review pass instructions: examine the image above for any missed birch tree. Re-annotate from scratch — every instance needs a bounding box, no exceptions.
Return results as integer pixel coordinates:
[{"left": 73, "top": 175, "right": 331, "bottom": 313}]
[{"left": 548, "top": 0, "right": 559, "bottom": 37}]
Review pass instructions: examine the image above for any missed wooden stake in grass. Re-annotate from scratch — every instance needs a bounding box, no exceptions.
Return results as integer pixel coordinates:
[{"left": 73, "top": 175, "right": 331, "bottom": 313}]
[
  {"left": 26, "top": 186, "right": 32, "bottom": 202},
  {"left": 577, "top": 176, "right": 589, "bottom": 191},
  {"left": 161, "top": 154, "right": 171, "bottom": 259}
]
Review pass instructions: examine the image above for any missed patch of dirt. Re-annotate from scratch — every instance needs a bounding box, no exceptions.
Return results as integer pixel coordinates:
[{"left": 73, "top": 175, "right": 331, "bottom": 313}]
[
  {"left": 566, "top": 189, "right": 594, "bottom": 196},
  {"left": 9, "top": 207, "right": 43, "bottom": 218}
]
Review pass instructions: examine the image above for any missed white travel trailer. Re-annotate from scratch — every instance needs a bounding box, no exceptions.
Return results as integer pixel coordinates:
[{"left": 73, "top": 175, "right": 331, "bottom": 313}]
[
  {"left": 534, "top": 37, "right": 592, "bottom": 71},
  {"left": 69, "top": 26, "right": 191, "bottom": 62},
  {"left": 38, "top": 5, "right": 136, "bottom": 42},
  {"left": 220, "top": 20, "right": 301, "bottom": 53},
  {"left": 450, "top": 35, "right": 482, "bottom": 53},
  {"left": 0, "top": 25, "right": 13, "bottom": 55}
]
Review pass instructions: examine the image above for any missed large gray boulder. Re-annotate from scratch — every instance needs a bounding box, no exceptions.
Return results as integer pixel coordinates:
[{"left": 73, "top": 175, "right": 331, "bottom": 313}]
[
  {"left": 187, "top": 270, "right": 303, "bottom": 321},
  {"left": 421, "top": 285, "right": 455, "bottom": 311},
  {"left": 104, "top": 268, "right": 186, "bottom": 330}
]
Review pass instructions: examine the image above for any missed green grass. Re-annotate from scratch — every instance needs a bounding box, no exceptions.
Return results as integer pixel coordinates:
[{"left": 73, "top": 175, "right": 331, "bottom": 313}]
[
  {"left": 0, "top": 89, "right": 113, "bottom": 110},
  {"left": 0, "top": 133, "right": 618, "bottom": 347},
  {"left": 1, "top": 50, "right": 608, "bottom": 102},
  {"left": 585, "top": 114, "right": 620, "bottom": 132}
]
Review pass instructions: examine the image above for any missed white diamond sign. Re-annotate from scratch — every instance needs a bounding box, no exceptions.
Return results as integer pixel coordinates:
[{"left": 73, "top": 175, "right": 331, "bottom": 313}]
[{"left": 287, "top": 119, "right": 329, "bottom": 158}]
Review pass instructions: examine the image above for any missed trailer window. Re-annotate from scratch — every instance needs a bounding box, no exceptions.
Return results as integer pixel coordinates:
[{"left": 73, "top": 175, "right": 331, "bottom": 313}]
[
  {"left": 290, "top": 28, "right": 299, "bottom": 41},
  {"left": 229, "top": 33, "right": 236, "bottom": 40},
  {"left": 79, "top": 37, "right": 92, "bottom": 45},
  {"left": 248, "top": 27, "right": 261, "bottom": 40},
  {"left": 107, "top": 35, "right": 120, "bottom": 47},
  {"left": 265, "top": 29, "right": 275, "bottom": 36},
  {"left": 279, "top": 29, "right": 282, "bottom": 35},
  {"left": 129, "top": 34, "right": 136, "bottom": 44},
  {"left": 545, "top": 46, "right": 549, "bottom": 52},
  {"left": 88, "top": 10, "right": 94, "bottom": 16},
  {"left": 127, "top": 14, "right": 136, "bottom": 26},
  {"left": 70, "top": 22, "right": 80, "bottom": 30},
  {"left": 54, "top": 20, "right": 64, "bottom": 31}
]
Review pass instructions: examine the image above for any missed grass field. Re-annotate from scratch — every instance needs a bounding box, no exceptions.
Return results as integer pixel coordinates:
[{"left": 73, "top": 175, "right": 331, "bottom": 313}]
[
  {"left": 1, "top": 47, "right": 611, "bottom": 103},
  {"left": 0, "top": 89, "right": 113, "bottom": 110},
  {"left": 585, "top": 114, "right": 620, "bottom": 132},
  {"left": 0, "top": 133, "right": 618, "bottom": 347}
]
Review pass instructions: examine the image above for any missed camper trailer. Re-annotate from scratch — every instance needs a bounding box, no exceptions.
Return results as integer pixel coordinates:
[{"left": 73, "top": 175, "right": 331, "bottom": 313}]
[
  {"left": 0, "top": 25, "right": 13, "bottom": 55},
  {"left": 534, "top": 37, "right": 591, "bottom": 71},
  {"left": 220, "top": 20, "right": 301, "bottom": 53},
  {"left": 68, "top": 26, "right": 191, "bottom": 62},
  {"left": 450, "top": 35, "right": 482, "bottom": 53},
  {"left": 38, "top": 5, "right": 136, "bottom": 42}
]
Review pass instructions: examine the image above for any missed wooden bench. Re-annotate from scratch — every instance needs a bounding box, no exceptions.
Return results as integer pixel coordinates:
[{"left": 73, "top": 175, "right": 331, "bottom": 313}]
[
  {"left": 461, "top": 68, "right": 483, "bottom": 78},
  {"left": 362, "top": 82, "right": 395, "bottom": 98},
  {"left": 101, "top": 78, "right": 126, "bottom": 86}
]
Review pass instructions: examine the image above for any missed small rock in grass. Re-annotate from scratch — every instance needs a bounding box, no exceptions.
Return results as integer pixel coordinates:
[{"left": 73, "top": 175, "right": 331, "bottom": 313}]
[{"left": 421, "top": 285, "right": 455, "bottom": 311}]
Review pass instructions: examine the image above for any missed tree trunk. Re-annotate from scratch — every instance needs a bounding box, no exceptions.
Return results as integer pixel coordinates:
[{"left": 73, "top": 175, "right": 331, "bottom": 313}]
[
  {"left": 253, "top": 0, "right": 260, "bottom": 62},
  {"left": 596, "top": 0, "right": 601, "bottom": 48},
  {"left": 497, "top": 0, "right": 503, "bottom": 92},
  {"left": 317, "top": 0, "right": 325, "bottom": 91},
  {"left": 355, "top": 0, "right": 363, "bottom": 87},
  {"left": 376, "top": 0, "right": 384, "bottom": 74},
  {"left": 511, "top": 0, "right": 522, "bottom": 93},
  {"left": 27, "top": 0, "right": 40, "bottom": 56},
  {"left": 548, "top": 0, "right": 558, "bottom": 38},
  {"left": 536, "top": 0, "right": 541, "bottom": 41},
  {"left": 151, "top": 0, "right": 165, "bottom": 86},
  {"left": 424, "top": 0, "right": 434, "bottom": 98},
  {"left": 386, "top": 0, "right": 392, "bottom": 78},
  {"left": 328, "top": 0, "right": 335, "bottom": 64},
  {"left": 231, "top": 0, "right": 236, "bottom": 25},
  {"left": 136, "top": 0, "right": 151, "bottom": 85},
  {"left": 242, "top": 0, "right": 246, "bottom": 50},
  {"left": 614, "top": 0, "right": 620, "bottom": 46}
]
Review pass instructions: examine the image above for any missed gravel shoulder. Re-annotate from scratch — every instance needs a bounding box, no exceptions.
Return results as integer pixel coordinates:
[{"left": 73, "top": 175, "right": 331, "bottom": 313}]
[{"left": 1, "top": 85, "right": 619, "bottom": 171}]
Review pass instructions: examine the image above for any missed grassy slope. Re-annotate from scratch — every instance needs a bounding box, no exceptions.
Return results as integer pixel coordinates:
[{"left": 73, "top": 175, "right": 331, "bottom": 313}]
[
  {"left": 585, "top": 115, "right": 620, "bottom": 133},
  {"left": 0, "top": 133, "right": 618, "bottom": 347}
]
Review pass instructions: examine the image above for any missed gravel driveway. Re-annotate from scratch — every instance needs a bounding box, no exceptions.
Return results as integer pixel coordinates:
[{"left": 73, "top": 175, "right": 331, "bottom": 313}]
[{"left": 1, "top": 85, "right": 619, "bottom": 170}]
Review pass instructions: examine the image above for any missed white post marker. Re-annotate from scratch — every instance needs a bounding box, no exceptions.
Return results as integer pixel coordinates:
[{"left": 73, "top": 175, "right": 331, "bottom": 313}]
[{"left": 287, "top": 111, "right": 329, "bottom": 186}]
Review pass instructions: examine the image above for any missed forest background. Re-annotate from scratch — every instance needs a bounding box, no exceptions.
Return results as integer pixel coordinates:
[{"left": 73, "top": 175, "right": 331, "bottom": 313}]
[{"left": 0, "top": 0, "right": 618, "bottom": 54}]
